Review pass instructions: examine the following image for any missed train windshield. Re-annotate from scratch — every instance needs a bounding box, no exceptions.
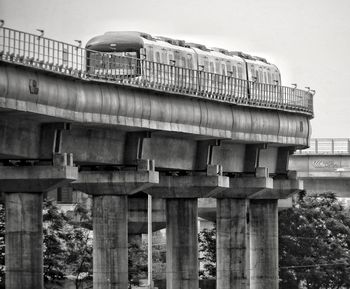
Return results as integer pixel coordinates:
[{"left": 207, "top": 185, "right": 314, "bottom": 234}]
[{"left": 87, "top": 51, "right": 140, "bottom": 77}]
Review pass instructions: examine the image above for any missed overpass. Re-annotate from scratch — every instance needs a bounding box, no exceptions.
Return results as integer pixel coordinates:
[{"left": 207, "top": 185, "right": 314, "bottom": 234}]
[
  {"left": 290, "top": 138, "right": 350, "bottom": 197},
  {"left": 0, "top": 26, "right": 313, "bottom": 289}
]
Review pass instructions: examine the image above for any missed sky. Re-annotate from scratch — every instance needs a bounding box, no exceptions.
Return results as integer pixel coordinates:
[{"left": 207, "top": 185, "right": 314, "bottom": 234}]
[{"left": 1, "top": 0, "right": 350, "bottom": 138}]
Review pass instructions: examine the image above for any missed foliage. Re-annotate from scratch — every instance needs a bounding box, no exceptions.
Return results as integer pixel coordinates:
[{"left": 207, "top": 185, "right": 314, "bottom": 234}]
[
  {"left": 64, "top": 203, "right": 93, "bottom": 289},
  {"left": 198, "top": 227, "right": 216, "bottom": 278},
  {"left": 43, "top": 200, "right": 70, "bottom": 284},
  {"left": 279, "top": 192, "right": 350, "bottom": 289},
  {"left": 0, "top": 200, "right": 93, "bottom": 289},
  {"left": 128, "top": 240, "right": 148, "bottom": 285}
]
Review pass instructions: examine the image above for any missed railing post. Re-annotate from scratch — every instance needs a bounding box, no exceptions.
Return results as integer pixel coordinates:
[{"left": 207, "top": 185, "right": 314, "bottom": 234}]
[{"left": 315, "top": 139, "right": 318, "bottom": 154}]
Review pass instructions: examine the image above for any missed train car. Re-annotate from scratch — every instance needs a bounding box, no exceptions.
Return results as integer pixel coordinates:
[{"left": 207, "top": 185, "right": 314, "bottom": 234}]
[{"left": 85, "top": 31, "right": 282, "bottom": 101}]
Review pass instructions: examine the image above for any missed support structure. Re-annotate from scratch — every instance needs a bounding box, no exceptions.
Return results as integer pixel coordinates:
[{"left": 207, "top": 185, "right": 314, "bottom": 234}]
[
  {"left": 249, "top": 199, "right": 278, "bottom": 289},
  {"left": 217, "top": 198, "right": 249, "bottom": 289},
  {"left": 0, "top": 155, "right": 78, "bottom": 289},
  {"left": 72, "top": 161, "right": 159, "bottom": 289},
  {"left": 215, "top": 168, "right": 273, "bottom": 289},
  {"left": 146, "top": 169, "right": 229, "bottom": 289},
  {"left": 93, "top": 195, "right": 128, "bottom": 289},
  {"left": 5, "top": 192, "right": 44, "bottom": 289},
  {"left": 166, "top": 198, "right": 198, "bottom": 289}
]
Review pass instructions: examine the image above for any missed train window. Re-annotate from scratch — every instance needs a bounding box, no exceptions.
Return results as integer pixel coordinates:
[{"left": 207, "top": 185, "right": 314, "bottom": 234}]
[
  {"left": 155, "top": 51, "right": 161, "bottom": 63},
  {"left": 209, "top": 62, "right": 214, "bottom": 73},
  {"left": 222, "top": 64, "right": 226, "bottom": 75},
  {"left": 187, "top": 54, "right": 193, "bottom": 68},
  {"left": 181, "top": 57, "right": 186, "bottom": 68},
  {"left": 237, "top": 66, "right": 243, "bottom": 79},
  {"left": 174, "top": 51, "right": 180, "bottom": 64},
  {"left": 88, "top": 51, "right": 139, "bottom": 76},
  {"left": 168, "top": 53, "right": 174, "bottom": 64},
  {"left": 204, "top": 58, "right": 209, "bottom": 71},
  {"left": 215, "top": 61, "right": 220, "bottom": 73},
  {"left": 232, "top": 65, "right": 237, "bottom": 77},
  {"left": 148, "top": 46, "right": 154, "bottom": 61},
  {"left": 162, "top": 51, "right": 168, "bottom": 64}
]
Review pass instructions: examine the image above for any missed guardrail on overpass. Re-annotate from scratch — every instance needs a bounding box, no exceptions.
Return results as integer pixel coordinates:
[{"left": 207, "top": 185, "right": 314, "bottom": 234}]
[
  {"left": 0, "top": 26, "right": 313, "bottom": 116},
  {"left": 296, "top": 138, "right": 350, "bottom": 154}
]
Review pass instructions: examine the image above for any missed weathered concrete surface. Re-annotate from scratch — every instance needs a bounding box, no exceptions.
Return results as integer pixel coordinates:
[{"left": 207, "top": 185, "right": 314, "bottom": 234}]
[
  {"left": 215, "top": 175, "right": 273, "bottom": 199},
  {"left": 290, "top": 154, "right": 350, "bottom": 196},
  {"left": 72, "top": 170, "right": 159, "bottom": 195},
  {"left": 5, "top": 192, "right": 43, "bottom": 289},
  {"left": 146, "top": 175, "right": 229, "bottom": 198},
  {"left": 166, "top": 198, "right": 198, "bottom": 289},
  {"left": 0, "top": 165, "right": 78, "bottom": 192},
  {"left": 128, "top": 194, "right": 165, "bottom": 234},
  {"left": 250, "top": 199, "right": 278, "bottom": 289},
  {"left": 217, "top": 198, "right": 249, "bottom": 289},
  {"left": 0, "top": 63, "right": 311, "bottom": 146},
  {"left": 93, "top": 195, "right": 128, "bottom": 289}
]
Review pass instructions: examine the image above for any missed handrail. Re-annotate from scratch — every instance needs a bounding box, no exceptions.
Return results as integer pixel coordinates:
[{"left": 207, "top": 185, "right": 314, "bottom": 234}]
[
  {"left": 0, "top": 26, "right": 314, "bottom": 116},
  {"left": 296, "top": 139, "right": 350, "bottom": 154}
]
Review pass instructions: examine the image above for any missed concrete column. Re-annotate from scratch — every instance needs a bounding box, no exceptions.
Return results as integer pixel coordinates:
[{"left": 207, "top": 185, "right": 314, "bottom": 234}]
[
  {"left": 250, "top": 199, "right": 278, "bottom": 289},
  {"left": 217, "top": 198, "right": 249, "bottom": 289},
  {"left": 5, "top": 192, "right": 43, "bottom": 289},
  {"left": 166, "top": 198, "right": 198, "bottom": 289},
  {"left": 93, "top": 195, "right": 128, "bottom": 289}
]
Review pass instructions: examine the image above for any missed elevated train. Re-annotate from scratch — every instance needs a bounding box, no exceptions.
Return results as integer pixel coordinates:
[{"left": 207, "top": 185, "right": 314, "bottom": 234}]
[{"left": 85, "top": 31, "right": 289, "bottom": 102}]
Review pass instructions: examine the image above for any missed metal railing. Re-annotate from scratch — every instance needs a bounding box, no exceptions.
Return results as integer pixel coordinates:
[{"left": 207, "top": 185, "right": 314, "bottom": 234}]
[
  {"left": 0, "top": 26, "right": 314, "bottom": 116},
  {"left": 296, "top": 139, "right": 350, "bottom": 154}
]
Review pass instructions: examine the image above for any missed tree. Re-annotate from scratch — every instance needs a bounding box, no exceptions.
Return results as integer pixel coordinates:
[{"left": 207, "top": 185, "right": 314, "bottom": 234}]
[
  {"left": 64, "top": 203, "right": 93, "bottom": 289},
  {"left": 279, "top": 192, "right": 350, "bottom": 289},
  {"left": 43, "top": 200, "right": 71, "bottom": 285},
  {"left": 198, "top": 227, "right": 216, "bottom": 278}
]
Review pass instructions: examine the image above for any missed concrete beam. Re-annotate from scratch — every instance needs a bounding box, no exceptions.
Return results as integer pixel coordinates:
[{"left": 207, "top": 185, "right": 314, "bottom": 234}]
[
  {"left": 146, "top": 174, "right": 229, "bottom": 198},
  {"left": 250, "top": 171, "right": 303, "bottom": 199},
  {"left": 0, "top": 164, "right": 78, "bottom": 192},
  {"left": 215, "top": 176, "right": 273, "bottom": 199},
  {"left": 72, "top": 170, "right": 159, "bottom": 196}
]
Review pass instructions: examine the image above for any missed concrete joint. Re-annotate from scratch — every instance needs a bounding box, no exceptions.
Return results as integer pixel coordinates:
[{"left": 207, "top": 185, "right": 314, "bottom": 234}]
[
  {"left": 137, "top": 159, "right": 155, "bottom": 171},
  {"left": 250, "top": 176, "right": 303, "bottom": 199},
  {"left": 216, "top": 175, "right": 273, "bottom": 199},
  {"left": 207, "top": 164, "right": 223, "bottom": 176},
  {"left": 53, "top": 152, "right": 74, "bottom": 167},
  {"left": 72, "top": 170, "right": 159, "bottom": 196},
  {"left": 145, "top": 174, "right": 229, "bottom": 198}
]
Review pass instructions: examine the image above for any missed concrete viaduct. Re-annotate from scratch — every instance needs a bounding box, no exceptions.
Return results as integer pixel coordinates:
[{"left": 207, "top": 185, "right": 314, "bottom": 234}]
[{"left": 0, "top": 26, "right": 314, "bottom": 289}]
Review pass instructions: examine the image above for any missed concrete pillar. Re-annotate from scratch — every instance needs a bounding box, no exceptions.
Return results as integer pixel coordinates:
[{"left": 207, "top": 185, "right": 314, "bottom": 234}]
[
  {"left": 93, "top": 195, "right": 128, "bottom": 289},
  {"left": 250, "top": 199, "right": 278, "bottom": 289},
  {"left": 5, "top": 192, "right": 43, "bottom": 289},
  {"left": 166, "top": 198, "right": 198, "bottom": 289},
  {"left": 217, "top": 198, "right": 249, "bottom": 289}
]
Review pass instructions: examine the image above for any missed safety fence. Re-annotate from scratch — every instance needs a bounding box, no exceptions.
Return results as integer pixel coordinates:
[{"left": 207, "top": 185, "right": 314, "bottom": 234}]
[
  {"left": 296, "top": 139, "right": 350, "bottom": 154},
  {"left": 0, "top": 26, "right": 314, "bottom": 116}
]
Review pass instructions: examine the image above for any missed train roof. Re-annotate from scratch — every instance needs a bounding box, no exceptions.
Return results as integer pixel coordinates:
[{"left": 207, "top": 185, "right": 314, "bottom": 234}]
[{"left": 86, "top": 31, "right": 151, "bottom": 52}]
